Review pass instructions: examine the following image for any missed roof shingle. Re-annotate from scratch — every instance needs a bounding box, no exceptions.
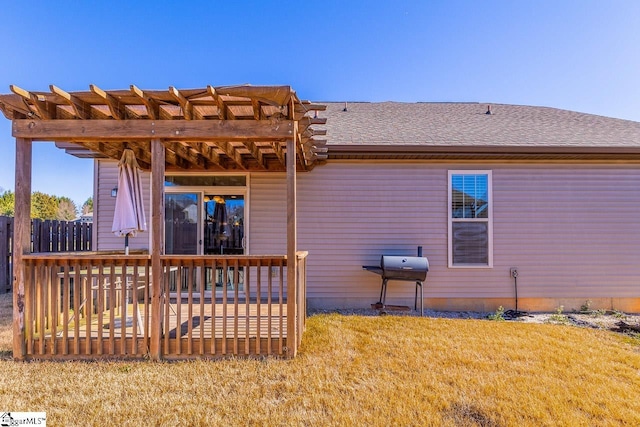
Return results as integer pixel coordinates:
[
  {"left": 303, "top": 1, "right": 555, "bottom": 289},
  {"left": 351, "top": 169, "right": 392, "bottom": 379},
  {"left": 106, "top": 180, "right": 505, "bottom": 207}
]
[{"left": 319, "top": 102, "right": 640, "bottom": 149}]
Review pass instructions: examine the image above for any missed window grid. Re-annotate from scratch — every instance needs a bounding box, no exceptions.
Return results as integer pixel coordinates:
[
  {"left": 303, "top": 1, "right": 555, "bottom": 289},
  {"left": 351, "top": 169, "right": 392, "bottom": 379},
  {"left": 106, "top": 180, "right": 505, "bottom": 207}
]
[{"left": 448, "top": 170, "right": 493, "bottom": 268}]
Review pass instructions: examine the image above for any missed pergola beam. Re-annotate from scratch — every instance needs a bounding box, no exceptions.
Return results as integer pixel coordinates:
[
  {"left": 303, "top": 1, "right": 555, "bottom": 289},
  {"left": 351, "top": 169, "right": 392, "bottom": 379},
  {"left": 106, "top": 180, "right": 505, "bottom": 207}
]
[
  {"left": 246, "top": 141, "right": 267, "bottom": 170},
  {"left": 165, "top": 141, "right": 206, "bottom": 169},
  {"left": 130, "top": 85, "right": 160, "bottom": 119},
  {"left": 50, "top": 85, "right": 92, "bottom": 119},
  {"left": 296, "top": 138, "right": 308, "bottom": 171},
  {"left": 251, "top": 99, "right": 264, "bottom": 120},
  {"left": 169, "top": 86, "right": 194, "bottom": 120},
  {"left": 217, "top": 141, "right": 247, "bottom": 170},
  {"left": 90, "top": 84, "right": 126, "bottom": 119},
  {"left": 207, "top": 86, "right": 227, "bottom": 120},
  {"left": 9, "top": 85, "right": 53, "bottom": 119},
  {"left": 271, "top": 142, "right": 285, "bottom": 167},
  {"left": 294, "top": 102, "right": 326, "bottom": 120},
  {"left": 12, "top": 119, "right": 294, "bottom": 141},
  {"left": 201, "top": 142, "right": 224, "bottom": 167}
]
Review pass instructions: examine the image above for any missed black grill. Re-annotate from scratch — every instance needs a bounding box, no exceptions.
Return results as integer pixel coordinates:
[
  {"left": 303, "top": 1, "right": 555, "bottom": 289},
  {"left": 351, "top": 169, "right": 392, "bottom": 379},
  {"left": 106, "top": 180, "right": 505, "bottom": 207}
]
[
  {"left": 363, "top": 248, "right": 429, "bottom": 316},
  {"left": 380, "top": 256, "right": 429, "bottom": 281}
]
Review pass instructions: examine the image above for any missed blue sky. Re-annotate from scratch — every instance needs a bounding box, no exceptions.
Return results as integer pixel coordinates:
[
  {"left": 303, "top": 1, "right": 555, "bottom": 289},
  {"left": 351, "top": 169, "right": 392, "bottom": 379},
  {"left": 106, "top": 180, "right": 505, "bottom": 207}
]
[{"left": 1, "top": 1, "right": 639, "bottom": 207}]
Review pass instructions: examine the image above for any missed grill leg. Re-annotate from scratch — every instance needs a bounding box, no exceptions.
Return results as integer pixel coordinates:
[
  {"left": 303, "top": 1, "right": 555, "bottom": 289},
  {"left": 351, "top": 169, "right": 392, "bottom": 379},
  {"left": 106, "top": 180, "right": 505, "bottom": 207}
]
[
  {"left": 415, "top": 281, "right": 424, "bottom": 317},
  {"left": 380, "top": 279, "right": 388, "bottom": 305}
]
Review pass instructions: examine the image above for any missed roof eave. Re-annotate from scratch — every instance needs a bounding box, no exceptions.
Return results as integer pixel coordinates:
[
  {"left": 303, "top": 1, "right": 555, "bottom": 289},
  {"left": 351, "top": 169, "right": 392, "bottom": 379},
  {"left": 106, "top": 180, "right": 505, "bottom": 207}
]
[{"left": 326, "top": 143, "right": 640, "bottom": 162}]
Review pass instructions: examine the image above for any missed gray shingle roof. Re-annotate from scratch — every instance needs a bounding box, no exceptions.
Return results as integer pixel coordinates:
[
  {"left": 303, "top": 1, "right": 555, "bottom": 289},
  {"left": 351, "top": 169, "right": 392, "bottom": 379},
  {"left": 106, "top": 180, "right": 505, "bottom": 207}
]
[{"left": 319, "top": 102, "right": 640, "bottom": 149}]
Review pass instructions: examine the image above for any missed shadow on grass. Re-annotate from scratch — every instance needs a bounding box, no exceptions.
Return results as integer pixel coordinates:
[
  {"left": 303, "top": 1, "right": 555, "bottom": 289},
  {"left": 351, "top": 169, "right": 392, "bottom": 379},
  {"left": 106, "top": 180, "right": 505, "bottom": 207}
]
[{"left": 444, "top": 402, "right": 503, "bottom": 427}]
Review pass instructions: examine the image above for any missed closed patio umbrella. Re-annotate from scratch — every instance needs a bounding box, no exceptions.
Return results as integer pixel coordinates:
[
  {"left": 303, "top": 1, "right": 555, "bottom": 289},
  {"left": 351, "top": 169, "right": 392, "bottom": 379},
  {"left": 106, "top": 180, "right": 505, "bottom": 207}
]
[
  {"left": 212, "top": 197, "right": 228, "bottom": 253},
  {"left": 111, "top": 149, "right": 147, "bottom": 254}
]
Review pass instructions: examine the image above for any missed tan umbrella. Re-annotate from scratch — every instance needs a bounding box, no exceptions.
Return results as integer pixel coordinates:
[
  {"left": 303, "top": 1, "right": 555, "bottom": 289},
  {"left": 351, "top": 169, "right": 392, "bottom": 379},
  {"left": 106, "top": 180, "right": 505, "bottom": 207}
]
[{"left": 111, "top": 149, "right": 147, "bottom": 254}]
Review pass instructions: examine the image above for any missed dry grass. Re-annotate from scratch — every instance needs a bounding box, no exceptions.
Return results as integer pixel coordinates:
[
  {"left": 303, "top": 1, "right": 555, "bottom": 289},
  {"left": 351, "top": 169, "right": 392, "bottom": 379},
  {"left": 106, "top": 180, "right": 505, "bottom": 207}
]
[
  {"left": 0, "top": 292, "right": 12, "bottom": 358},
  {"left": 1, "top": 292, "right": 640, "bottom": 426}
]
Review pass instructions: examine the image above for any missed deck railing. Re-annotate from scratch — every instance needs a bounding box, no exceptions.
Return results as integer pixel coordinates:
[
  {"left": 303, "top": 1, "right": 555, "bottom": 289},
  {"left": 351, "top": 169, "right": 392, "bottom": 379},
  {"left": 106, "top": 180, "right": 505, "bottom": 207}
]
[{"left": 19, "top": 252, "right": 307, "bottom": 360}]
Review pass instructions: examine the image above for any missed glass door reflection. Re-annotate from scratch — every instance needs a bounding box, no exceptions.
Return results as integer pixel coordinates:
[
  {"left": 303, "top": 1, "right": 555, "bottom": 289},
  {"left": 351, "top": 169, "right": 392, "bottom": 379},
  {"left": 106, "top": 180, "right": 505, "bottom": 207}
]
[
  {"left": 203, "top": 195, "right": 244, "bottom": 255},
  {"left": 203, "top": 195, "right": 245, "bottom": 294}
]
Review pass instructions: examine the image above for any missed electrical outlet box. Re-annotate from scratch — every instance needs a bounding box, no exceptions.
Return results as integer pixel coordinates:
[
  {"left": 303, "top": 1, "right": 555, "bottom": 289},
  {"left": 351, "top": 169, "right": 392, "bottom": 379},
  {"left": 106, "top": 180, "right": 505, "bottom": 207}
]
[{"left": 510, "top": 267, "right": 518, "bottom": 278}]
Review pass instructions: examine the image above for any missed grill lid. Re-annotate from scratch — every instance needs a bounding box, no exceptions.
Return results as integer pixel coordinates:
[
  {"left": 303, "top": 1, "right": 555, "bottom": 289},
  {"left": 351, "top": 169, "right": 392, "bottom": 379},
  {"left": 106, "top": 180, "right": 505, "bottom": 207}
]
[{"left": 379, "top": 255, "right": 429, "bottom": 281}]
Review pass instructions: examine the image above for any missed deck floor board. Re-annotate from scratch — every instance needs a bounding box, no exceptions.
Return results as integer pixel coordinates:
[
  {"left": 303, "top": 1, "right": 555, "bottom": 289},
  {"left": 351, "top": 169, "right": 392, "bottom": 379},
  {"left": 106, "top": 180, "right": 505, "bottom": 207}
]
[{"left": 41, "top": 300, "right": 287, "bottom": 340}]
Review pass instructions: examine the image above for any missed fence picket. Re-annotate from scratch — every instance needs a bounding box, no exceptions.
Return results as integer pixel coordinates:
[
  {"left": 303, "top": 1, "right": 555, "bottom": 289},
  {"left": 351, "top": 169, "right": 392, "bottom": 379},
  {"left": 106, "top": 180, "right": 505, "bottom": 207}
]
[{"left": 0, "top": 216, "right": 93, "bottom": 291}]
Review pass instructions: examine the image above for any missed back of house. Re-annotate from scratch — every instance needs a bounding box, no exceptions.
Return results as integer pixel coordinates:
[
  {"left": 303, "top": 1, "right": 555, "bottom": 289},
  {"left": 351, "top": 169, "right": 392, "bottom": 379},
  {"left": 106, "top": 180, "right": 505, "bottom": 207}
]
[{"left": 90, "top": 100, "right": 640, "bottom": 313}]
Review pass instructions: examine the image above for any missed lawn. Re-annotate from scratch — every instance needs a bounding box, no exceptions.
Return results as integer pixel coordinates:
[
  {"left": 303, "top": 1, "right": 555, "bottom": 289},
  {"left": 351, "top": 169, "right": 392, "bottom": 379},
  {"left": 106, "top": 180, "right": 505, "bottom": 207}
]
[{"left": 1, "top": 291, "right": 639, "bottom": 426}]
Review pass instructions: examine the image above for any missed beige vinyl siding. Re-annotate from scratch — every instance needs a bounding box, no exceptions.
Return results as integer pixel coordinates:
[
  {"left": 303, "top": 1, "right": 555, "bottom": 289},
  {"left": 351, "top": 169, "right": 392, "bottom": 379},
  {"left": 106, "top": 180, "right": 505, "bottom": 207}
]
[
  {"left": 493, "top": 166, "right": 640, "bottom": 298},
  {"left": 94, "top": 160, "right": 640, "bottom": 309},
  {"left": 297, "top": 163, "right": 447, "bottom": 304},
  {"left": 247, "top": 174, "right": 288, "bottom": 295},
  {"left": 248, "top": 173, "right": 287, "bottom": 255},
  {"left": 295, "top": 163, "right": 640, "bottom": 307},
  {"left": 95, "top": 159, "right": 151, "bottom": 252}
]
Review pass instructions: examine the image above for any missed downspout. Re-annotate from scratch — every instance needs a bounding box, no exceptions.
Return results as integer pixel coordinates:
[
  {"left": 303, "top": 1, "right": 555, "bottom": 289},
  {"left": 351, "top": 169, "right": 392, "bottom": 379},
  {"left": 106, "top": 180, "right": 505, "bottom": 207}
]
[{"left": 510, "top": 268, "right": 519, "bottom": 313}]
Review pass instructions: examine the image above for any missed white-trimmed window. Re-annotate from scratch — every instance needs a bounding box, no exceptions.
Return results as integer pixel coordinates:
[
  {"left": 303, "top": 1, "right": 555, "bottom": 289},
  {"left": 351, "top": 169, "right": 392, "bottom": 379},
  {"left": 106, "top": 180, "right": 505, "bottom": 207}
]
[{"left": 448, "top": 171, "right": 493, "bottom": 268}]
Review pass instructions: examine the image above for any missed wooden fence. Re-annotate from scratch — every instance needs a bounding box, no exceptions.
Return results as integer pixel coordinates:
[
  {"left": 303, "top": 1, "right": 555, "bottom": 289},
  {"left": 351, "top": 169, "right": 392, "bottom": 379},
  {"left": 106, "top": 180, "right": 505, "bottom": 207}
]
[{"left": 0, "top": 216, "right": 92, "bottom": 293}]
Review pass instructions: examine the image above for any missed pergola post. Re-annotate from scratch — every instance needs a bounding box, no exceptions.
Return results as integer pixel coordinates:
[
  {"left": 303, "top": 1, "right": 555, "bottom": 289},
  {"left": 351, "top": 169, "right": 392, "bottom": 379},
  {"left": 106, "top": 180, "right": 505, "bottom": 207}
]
[
  {"left": 13, "top": 137, "right": 32, "bottom": 360},
  {"left": 150, "top": 138, "right": 165, "bottom": 360},
  {"left": 286, "top": 130, "right": 298, "bottom": 357}
]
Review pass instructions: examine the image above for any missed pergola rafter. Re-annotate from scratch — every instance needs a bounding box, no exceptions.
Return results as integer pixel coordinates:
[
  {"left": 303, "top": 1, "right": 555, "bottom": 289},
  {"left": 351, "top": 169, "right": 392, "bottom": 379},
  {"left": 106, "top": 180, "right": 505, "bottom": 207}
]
[{"left": 129, "top": 85, "right": 160, "bottom": 119}]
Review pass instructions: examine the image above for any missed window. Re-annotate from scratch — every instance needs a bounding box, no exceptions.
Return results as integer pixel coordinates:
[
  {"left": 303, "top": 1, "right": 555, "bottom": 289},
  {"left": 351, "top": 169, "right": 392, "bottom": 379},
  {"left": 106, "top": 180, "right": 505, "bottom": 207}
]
[
  {"left": 165, "top": 175, "right": 246, "bottom": 187},
  {"left": 448, "top": 171, "right": 493, "bottom": 267}
]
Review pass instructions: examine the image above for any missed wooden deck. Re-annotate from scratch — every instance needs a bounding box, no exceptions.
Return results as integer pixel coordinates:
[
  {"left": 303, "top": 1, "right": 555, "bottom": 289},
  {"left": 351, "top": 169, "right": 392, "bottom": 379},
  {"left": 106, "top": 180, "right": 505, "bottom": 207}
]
[{"left": 29, "top": 300, "right": 288, "bottom": 358}]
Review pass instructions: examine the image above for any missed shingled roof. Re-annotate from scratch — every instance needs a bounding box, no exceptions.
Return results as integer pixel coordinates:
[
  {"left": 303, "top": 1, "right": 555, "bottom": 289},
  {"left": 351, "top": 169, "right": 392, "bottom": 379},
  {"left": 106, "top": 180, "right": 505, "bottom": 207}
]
[{"left": 320, "top": 102, "right": 640, "bottom": 161}]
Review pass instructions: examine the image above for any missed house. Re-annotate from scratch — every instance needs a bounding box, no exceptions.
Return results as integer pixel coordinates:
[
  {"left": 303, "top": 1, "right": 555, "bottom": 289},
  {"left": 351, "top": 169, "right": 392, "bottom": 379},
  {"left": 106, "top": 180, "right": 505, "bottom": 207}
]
[
  {"left": 93, "top": 100, "right": 640, "bottom": 314},
  {"left": 2, "top": 85, "right": 640, "bottom": 361},
  {"left": 74, "top": 212, "right": 93, "bottom": 223},
  {"left": 307, "top": 101, "right": 640, "bottom": 313}
]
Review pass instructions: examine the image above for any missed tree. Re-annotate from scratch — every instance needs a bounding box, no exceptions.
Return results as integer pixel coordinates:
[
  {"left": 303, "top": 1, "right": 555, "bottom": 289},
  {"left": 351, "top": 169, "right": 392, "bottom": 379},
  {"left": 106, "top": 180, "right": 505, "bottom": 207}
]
[
  {"left": 0, "top": 190, "right": 14, "bottom": 216},
  {"left": 82, "top": 197, "right": 93, "bottom": 215},
  {"left": 0, "top": 190, "right": 82, "bottom": 220},
  {"left": 31, "top": 192, "right": 59, "bottom": 220},
  {"left": 57, "top": 197, "right": 78, "bottom": 221}
]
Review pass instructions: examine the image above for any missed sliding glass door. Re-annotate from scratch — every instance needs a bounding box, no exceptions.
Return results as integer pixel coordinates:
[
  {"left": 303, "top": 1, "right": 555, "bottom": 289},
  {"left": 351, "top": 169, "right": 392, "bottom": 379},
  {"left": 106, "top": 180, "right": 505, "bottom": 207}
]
[
  {"left": 165, "top": 193, "right": 200, "bottom": 255},
  {"left": 164, "top": 193, "right": 245, "bottom": 256},
  {"left": 164, "top": 187, "right": 246, "bottom": 296}
]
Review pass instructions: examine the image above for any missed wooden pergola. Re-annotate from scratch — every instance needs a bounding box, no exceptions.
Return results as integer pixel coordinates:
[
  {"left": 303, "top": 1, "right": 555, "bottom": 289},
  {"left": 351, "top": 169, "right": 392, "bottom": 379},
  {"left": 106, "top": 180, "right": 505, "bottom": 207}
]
[
  {"left": 0, "top": 84, "right": 327, "bottom": 171},
  {"left": 0, "top": 84, "right": 327, "bottom": 360}
]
